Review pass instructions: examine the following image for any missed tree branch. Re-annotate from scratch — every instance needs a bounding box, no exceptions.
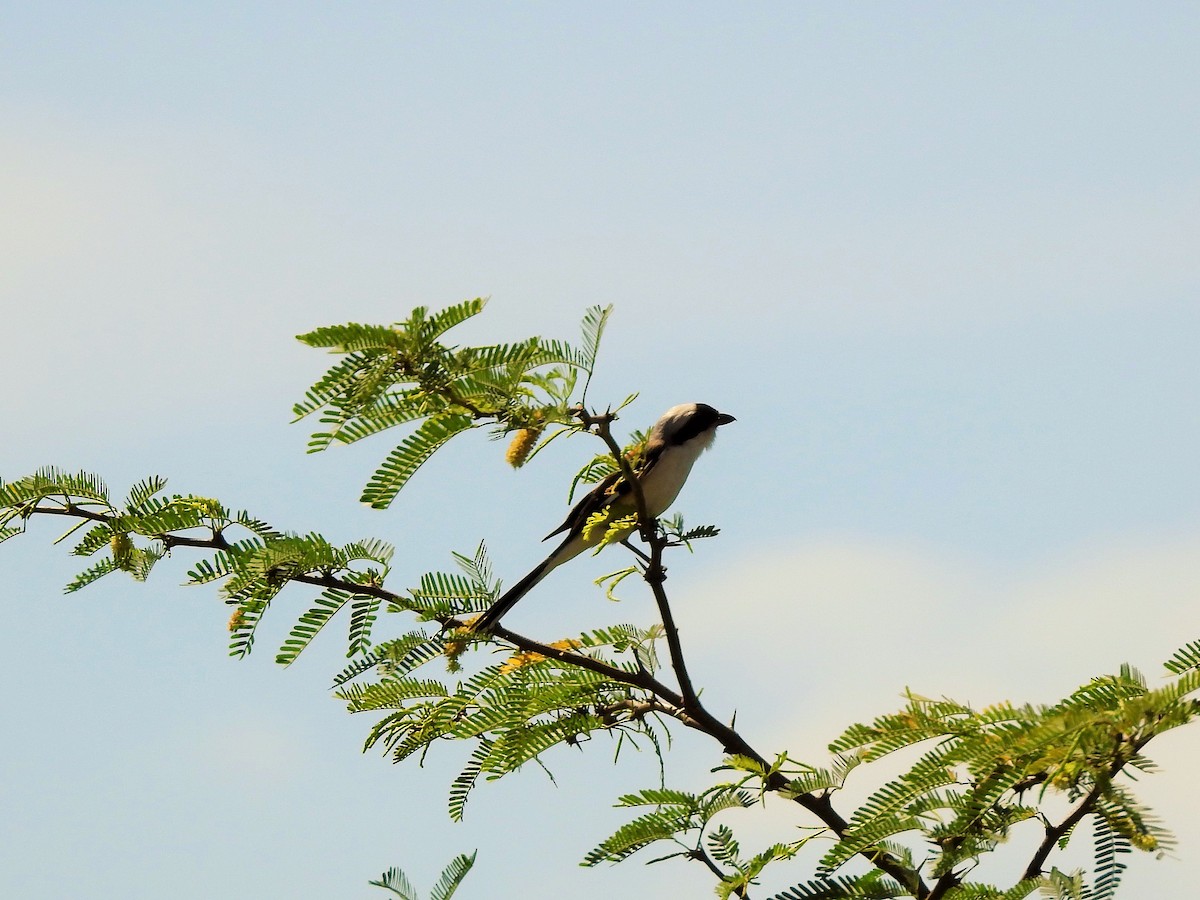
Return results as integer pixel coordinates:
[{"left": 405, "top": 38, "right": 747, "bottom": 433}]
[
  {"left": 23, "top": 481, "right": 930, "bottom": 898},
  {"left": 568, "top": 411, "right": 929, "bottom": 897},
  {"left": 577, "top": 408, "right": 702, "bottom": 711},
  {"left": 1020, "top": 736, "right": 1150, "bottom": 883},
  {"left": 689, "top": 846, "right": 752, "bottom": 899}
]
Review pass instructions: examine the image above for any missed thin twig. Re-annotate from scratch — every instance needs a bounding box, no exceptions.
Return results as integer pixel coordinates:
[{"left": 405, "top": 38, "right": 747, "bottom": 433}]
[
  {"left": 619, "top": 538, "right": 652, "bottom": 564},
  {"left": 1020, "top": 736, "right": 1150, "bottom": 882},
  {"left": 690, "top": 845, "right": 752, "bottom": 899}
]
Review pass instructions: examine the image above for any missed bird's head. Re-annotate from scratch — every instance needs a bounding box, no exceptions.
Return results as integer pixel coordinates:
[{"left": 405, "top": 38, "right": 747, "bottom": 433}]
[{"left": 651, "top": 402, "right": 736, "bottom": 450}]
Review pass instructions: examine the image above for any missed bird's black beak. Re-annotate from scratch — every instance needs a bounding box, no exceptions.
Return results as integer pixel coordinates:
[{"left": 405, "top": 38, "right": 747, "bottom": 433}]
[{"left": 716, "top": 413, "right": 736, "bottom": 426}]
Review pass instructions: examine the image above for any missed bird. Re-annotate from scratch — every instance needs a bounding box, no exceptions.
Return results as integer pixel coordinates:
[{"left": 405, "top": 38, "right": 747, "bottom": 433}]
[{"left": 469, "top": 402, "right": 735, "bottom": 633}]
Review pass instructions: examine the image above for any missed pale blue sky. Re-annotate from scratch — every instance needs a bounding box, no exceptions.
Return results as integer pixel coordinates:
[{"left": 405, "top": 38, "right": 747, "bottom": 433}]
[{"left": 3, "top": 5, "right": 1199, "bottom": 898}]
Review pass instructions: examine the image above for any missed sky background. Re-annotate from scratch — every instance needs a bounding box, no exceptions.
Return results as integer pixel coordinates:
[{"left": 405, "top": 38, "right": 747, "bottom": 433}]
[{"left": 3, "top": 3, "right": 1199, "bottom": 898}]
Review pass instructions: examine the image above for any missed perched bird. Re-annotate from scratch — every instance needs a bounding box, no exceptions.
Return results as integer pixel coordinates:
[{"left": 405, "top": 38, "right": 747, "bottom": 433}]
[{"left": 470, "top": 402, "right": 735, "bottom": 632}]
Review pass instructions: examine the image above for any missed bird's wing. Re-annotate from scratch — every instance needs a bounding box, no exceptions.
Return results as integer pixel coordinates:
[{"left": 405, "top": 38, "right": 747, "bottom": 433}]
[{"left": 541, "top": 443, "right": 667, "bottom": 541}]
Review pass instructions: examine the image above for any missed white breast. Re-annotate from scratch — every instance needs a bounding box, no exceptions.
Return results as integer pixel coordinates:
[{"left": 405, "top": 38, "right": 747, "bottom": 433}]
[{"left": 638, "top": 430, "right": 715, "bottom": 516}]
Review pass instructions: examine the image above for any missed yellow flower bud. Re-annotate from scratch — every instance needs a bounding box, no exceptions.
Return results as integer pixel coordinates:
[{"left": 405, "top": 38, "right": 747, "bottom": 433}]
[
  {"left": 110, "top": 533, "right": 134, "bottom": 570},
  {"left": 505, "top": 427, "right": 542, "bottom": 468}
]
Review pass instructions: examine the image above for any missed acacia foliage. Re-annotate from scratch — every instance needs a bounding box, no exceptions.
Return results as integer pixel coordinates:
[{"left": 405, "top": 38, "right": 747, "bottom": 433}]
[
  {"left": 3, "top": 300, "right": 1197, "bottom": 900},
  {"left": 369, "top": 851, "right": 476, "bottom": 900}
]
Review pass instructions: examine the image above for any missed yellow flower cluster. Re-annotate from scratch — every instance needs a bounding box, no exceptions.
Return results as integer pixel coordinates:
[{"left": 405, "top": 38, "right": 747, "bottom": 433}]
[
  {"left": 505, "top": 426, "right": 543, "bottom": 468},
  {"left": 498, "top": 639, "right": 582, "bottom": 674},
  {"left": 499, "top": 651, "right": 545, "bottom": 673}
]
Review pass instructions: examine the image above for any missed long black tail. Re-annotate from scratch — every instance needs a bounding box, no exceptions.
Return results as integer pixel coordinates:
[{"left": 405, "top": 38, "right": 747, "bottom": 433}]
[{"left": 469, "top": 556, "right": 556, "bottom": 633}]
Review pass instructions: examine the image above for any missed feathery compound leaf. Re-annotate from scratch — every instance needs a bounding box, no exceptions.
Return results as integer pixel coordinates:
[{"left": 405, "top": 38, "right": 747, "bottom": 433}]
[
  {"left": 368, "top": 865, "right": 418, "bottom": 900},
  {"left": 785, "top": 754, "right": 864, "bottom": 797},
  {"left": 449, "top": 741, "right": 493, "bottom": 823},
  {"left": 583, "top": 809, "right": 695, "bottom": 866},
  {"left": 568, "top": 454, "right": 619, "bottom": 503},
  {"left": 72, "top": 522, "right": 118, "bottom": 556},
  {"left": 361, "top": 413, "right": 475, "bottom": 509},
  {"left": 1090, "top": 812, "right": 1129, "bottom": 900},
  {"left": 293, "top": 303, "right": 615, "bottom": 506},
  {"left": 232, "top": 510, "right": 283, "bottom": 539},
  {"left": 616, "top": 788, "right": 704, "bottom": 808},
  {"left": 706, "top": 823, "right": 741, "bottom": 866},
  {"left": 829, "top": 693, "right": 974, "bottom": 760},
  {"left": 1163, "top": 639, "right": 1200, "bottom": 674},
  {"left": 348, "top": 593, "right": 382, "bottom": 656},
  {"left": 333, "top": 632, "right": 447, "bottom": 686},
  {"left": 276, "top": 589, "right": 356, "bottom": 666},
  {"left": 185, "top": 539, "right": 263, "bottom": 585},
  {"left": 124, "top": 475, "right": 168, "bottom": 512},
  {"left": 325, "top": 390, "right": 434, "bottom": 447},
  {"left": 489, "top": 712, "right": 603, "bottom": 772},
  {"left": 819, "top": 815, "right": 924, "bottom": 874},
  {"left": 1038, "top": 868, "right": 1084, "bottom": 900},
  {"left": 228, "top": 598, "right": 274, "bottom": 659},
  {"left": 63, "top": 557, "right": 120, "bottom": 593},
  {"left": 1, "top": 468, "right": 112, "bottom": 507},
  {"left": 425, "top": 297, "right": 488, "bottom": 339},
  {"left": 996, "top": 880, "right": 1043, "bottom": 900},
  {"left": 429, "top": 851, "right": 477, "bottom": 900},
  {"left": 575, "top": 304, "right": 612, "bottom": 401},
  {"left": 576, "top": 623, "right": 659, "bottom": 654},
  {"left": 339, "top": 677, "right": 451, "bottom": 711},
  {"left": 585, "top": 786, "right": 755, "bottom": 868},
  {"left": 407, "top": 575, "right": 489, "bottom": 616},
  {"left": 769, "top": 873, "right": 909, "bottom": 899},
  {"left": 940, "top": 885, "right": 1038, "bottom": 900},
  {"left": 576, "top": 305, "right": 612, "bottom": 373},
  {"left": 844, "top": 763, "right": 959, "bottom": 835},
  {"left": 292, "top": 354, "right": 375, "bottom": 421},
  {"left": 297, "top": 322, "right": 408, "bottom": 352},
  {"left": 681, "top": 524, "right": 721, "bottom": 541},
  {"left": 455, "top": 541, "right": 494, "bottom": 589}
]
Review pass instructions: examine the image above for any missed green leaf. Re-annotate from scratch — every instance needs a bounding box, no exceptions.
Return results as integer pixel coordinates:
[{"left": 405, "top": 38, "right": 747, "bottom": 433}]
[
  {"left": 575, "top": 304, "right": 612, "bottom": 401},
  {"left": 292, "top": 353, "right": 375, "bottom": 422},
  {"left": 576, "top": 305, "right": 613, "bottom": 373},
  {"left": 297, "top": 322, "right": 407, "bottom": 352},
  {"left": 0, "top": 468, "right": 112, "bottom": 507},
  {"left": 361, "top": 413, "right": 475, "bottom": 509},
  {"left": 582, "top": 809, "right": 693, "bottom": 866},
  {"left": 616, "top": 788, "right": 703, "bottom": 808},
  {"left": 349, "top": 593, "right": 382, "bottom": 656},
  {"left": 769, "top": 873, "right": 908, "bottom": 899},
  {"left": 332, "top": 632, "right": 447, "bottom": 687},
  {"left": 568, "top": 454, "right": 619, "bottom": 503},
  {"left": 430, "top": 851, "right": 477, "bottom": 900},
  {"left": 368, "top": 865, "right": 418, "bottom": 900},
  {"left": 327, "top": 391, "right": 432, "bottom": 447},
  {"left": 124, "top": 476, "right": 168, "bottom": 512},
  {"left": 63, "top": 557, "right": 120, "bottom": 593},
  {"left": 339, "top": 677, "right": 451, "bottom": 711},
  {"left": 449, "top": 742, "right": 492, "bottom": 822},
  {"left": 706, "top": 823, "right": 741, "bottom": 866},
  {"left": 1090, "top": 812, "right": 1129, "bottom": 900},
  {"left": 276, "top": 589, "right": 356, "bottom": 666},
  {"left": 425, "top": 297, "right": 488, "bottom": 340},
  {"left": 1163, "top": 639, "right": 1200, "bottom": 674}
]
